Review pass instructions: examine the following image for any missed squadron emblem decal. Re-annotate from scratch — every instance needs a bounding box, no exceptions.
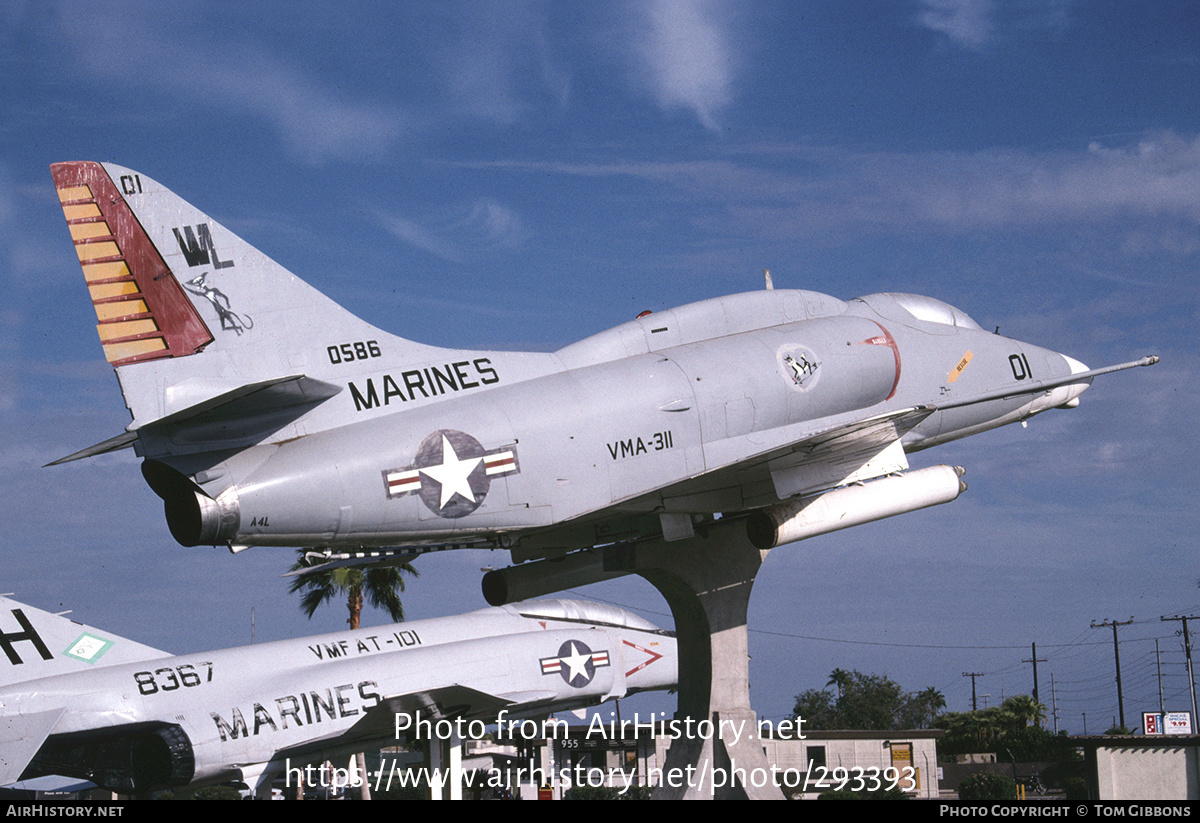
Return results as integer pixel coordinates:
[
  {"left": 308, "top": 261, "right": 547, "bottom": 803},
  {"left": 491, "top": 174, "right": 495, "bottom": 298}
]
[
  {"left": 174, "top": 224, "right": 254, "bottom": 335},
  {"left": 540, "top": 640, "right": 610, "bottom": 688},
  {"left": 383, "top": 429, "right": 519, "bottom": 518},
  {"left": 777, "top": 345, "right": 821, "bottom": 391}
]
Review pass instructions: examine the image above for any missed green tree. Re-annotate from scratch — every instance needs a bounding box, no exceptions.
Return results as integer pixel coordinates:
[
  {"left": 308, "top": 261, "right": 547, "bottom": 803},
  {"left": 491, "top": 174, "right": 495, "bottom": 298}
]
[
  {"left": 896, "top": 686, "right": 947, "bottom": 728},
  {"left": 793, "top": 670, "right": 914, "bottom": 730},
  {"left": 836, "top": 671, "right": 906, "bottom": 729},
  {"left": 999, "top": 695, "right": 1046, "bottom": 730},
  {"left": 826, "top": 668, "right": 852, "bottom": 699},
  {"left": 288, "top": 554, "right": 419, "bottom": 629},
  {"left": 919, "top": 687, "right": 947, "bottom": 719},
  {"left": 936, "top": 696, "right": 1073, "bottom": 761},
  {"left": 792, "top": 688, "right": 838, "bottom": 729}
]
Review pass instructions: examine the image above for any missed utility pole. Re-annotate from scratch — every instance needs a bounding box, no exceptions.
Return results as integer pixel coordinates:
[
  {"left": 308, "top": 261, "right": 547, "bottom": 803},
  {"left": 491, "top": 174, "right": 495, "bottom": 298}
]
[
  {"left": 1160, "top": 614, "right": 1200, "bottom": 726},
  {"left": 1091, "top": 618, "right": 1133, "bottom": 730},
  {"left": 1023, "top": 642, "right": 1047, "bottom": 725},
  {"left": 1050, "top": 673, "right": 1059, "bottom": 734},
  {"left": 963, "top": 672, "right": 984, "bottom": 711},
  {"left": 1155, "top": 639, "right": 1164, "bottom": 717}
]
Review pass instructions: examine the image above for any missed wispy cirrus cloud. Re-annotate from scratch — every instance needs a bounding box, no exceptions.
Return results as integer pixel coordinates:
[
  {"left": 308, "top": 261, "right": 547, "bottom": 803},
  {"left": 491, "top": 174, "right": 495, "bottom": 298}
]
[
  {"left": 627, "top": 0, "right": 738, "bottom": 131},
  {"left": 50, "top": 3, "right": 408, "bottom": 164},
  {"left": 430, "top": 1, "right": 570, "bottom": 126},
  {"left": 916, "top": 0, "right": 1074, "bottom": 52},
  {"left": 917, "top": 0, "right": 996, "bottom": 51},
  {"left": 375, "top": 198, "right": 524, "bottom": 264},
  {"left": 485, "top": 131, "right": 1200, "bottom": 239}
]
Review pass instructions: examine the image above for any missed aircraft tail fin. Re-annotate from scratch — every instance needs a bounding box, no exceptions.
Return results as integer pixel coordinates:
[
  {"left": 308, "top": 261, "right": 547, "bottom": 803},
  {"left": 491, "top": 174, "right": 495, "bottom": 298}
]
[
  {"left": 51, "top": 162, "right": 216, "bottom": 368},
  {"left": 50, "top": 162, "right": 382, "bottom": 436},
  {"left": 0, "top": 597, "right": 168, "bottom": 689}
]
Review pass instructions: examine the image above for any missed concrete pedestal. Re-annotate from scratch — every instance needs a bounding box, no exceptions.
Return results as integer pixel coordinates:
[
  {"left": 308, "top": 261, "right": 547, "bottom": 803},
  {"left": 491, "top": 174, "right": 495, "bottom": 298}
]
[{"left": 626, "top": 519, "right": 784, "bottom": 800}]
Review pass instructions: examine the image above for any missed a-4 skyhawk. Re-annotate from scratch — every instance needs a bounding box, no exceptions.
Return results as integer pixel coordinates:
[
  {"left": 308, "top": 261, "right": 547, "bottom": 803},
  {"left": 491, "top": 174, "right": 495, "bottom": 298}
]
[
  {"left": 49, "top": 162, "right": 1158, "bottom": 568},
  {"left": 0, "top": 596, "right": 674, "bottom": 796}
]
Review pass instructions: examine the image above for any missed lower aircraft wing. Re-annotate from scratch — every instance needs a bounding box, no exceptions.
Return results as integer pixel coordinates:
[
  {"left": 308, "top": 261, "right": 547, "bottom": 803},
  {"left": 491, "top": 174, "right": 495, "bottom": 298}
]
[{"left": 0, "top": 710, "right": 65, "bottom": 787}]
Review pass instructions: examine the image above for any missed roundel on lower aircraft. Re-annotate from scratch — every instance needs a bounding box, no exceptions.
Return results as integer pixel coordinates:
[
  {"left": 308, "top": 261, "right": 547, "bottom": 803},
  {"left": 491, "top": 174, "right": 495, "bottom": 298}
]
[{"left": 540, "top": 640, "right": 612, "bottom": 688}]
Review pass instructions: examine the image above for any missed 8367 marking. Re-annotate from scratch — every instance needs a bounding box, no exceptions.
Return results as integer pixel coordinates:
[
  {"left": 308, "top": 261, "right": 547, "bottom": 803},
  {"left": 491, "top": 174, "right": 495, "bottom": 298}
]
[{"left": 133, "top": 662, "right": 214, "bottom": 695}]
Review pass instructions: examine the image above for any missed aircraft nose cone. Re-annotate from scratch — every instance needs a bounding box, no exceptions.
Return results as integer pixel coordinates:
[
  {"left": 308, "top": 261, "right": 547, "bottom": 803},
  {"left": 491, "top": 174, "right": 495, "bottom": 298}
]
[{"left": 1058, "top": 354, "right": 1091, "bottom": 408}]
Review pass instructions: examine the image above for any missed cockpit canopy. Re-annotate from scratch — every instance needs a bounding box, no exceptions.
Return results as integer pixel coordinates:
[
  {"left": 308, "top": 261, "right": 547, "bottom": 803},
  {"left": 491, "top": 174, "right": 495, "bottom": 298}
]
[{"left": 853, "top": 292, "right": 983, "bottom": 332}]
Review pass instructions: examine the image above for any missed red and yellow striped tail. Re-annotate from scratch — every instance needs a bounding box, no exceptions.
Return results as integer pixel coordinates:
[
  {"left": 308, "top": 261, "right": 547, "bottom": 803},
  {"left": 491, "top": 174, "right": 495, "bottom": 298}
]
[{"left": 50, "top": 162, "right": 213, "bottom": 367}]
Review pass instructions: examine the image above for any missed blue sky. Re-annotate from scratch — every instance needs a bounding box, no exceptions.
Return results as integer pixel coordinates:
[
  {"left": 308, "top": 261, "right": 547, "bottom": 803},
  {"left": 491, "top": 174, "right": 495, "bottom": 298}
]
[{"left": 2, "top": 1, "right": 1197, "bottom": 736}]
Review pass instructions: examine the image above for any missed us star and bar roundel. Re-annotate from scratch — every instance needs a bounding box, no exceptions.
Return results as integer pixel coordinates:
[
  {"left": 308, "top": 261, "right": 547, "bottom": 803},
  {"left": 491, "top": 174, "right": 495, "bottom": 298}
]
[
  {"left": 540, "top": 640, "right": 611, "bottom": 688},
  {"left": 383, "top": 429, "right": 519, "bottom": 518}
]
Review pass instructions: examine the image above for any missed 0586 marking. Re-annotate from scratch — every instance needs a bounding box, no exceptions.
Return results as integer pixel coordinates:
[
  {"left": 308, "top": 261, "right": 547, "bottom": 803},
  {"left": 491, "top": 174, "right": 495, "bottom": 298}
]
[{"left": 328, "top": 340, "right": 382, "bottom": 364}]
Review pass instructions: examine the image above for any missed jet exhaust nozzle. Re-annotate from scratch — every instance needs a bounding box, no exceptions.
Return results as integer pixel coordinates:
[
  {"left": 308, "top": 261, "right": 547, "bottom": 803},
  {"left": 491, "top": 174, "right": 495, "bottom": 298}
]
[
  {"left": 141, "top": 460, "right": 240, "bottom": 547},
  {"left": 746, "top": 464, "right": 967, "bottom": 550}
]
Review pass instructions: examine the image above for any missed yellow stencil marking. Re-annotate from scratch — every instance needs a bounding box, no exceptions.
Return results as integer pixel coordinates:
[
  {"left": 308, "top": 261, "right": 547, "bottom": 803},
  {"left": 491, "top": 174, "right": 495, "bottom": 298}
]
[{"left": 947, "top": 350, "right": 973, "bottom": 383}]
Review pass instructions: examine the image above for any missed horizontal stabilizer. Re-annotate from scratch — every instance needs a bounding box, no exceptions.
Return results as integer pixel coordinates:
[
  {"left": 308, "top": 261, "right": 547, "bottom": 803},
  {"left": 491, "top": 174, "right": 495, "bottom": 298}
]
[
  {"left": 48, "top": 374, "right": 342, "bottom": 465},
  {"left": 0, "top": 709, "right": 65, "bottom": 786},
  {"left": 45, "top": 432, "right": 138, "bottom": 467},
  {"left": 140, "top": 374, "right": 342, "bottom": 430}
]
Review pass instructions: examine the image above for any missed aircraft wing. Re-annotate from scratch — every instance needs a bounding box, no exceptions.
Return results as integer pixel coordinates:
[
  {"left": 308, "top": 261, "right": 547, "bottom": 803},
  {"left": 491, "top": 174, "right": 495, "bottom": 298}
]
[
  {"left": 267, "top": 683, "right": 549, "bottom": 765},
  {"left": 0, "top": 710, "right": 65, "bottom": 786},
  {"left": 610, "top": 405, "right": 937, "bottom": 520}
]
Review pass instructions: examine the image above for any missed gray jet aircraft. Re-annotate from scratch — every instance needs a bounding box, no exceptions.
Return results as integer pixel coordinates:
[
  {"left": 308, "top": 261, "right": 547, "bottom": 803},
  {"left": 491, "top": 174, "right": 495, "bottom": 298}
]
[
  {"left": 0, "top": 595, "right": 674, "bottom": 796},
  {"left": 49, "top": 162, "right": 1158, "bottom": 568}
]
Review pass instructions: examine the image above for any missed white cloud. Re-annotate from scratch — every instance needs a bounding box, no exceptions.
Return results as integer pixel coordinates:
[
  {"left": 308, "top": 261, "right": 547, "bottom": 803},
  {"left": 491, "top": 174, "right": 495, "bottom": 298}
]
[
  {"left": 51, "top": 3, "right": 406, "bottom": 164},
  {"left": 376, "top": 213, "right": 465, "bottom": 264},
  {"left": 462, "top": 199, "right": 524, "bottom": 248},
  {"left": 630, "top": 0, "right": 737, "bottom": 130},
  {"left": 917, "top": 0, "right": 995, "bottom": 50},
  {"left": 431, "top": 1, "right": 569, "bottom": 126},
  {"left": 481, "top": 132, "right": 1200, "bottom": 239},
  {"left": 376, "top": 198, "right": 523, "bottom": 263}
]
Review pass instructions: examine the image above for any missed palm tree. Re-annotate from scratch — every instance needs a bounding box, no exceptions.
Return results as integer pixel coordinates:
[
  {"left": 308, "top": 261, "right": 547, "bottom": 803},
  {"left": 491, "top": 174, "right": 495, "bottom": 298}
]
[
  {"left": 826, "top": 668, "right": 852, "bottom": 699},
  {"left": 919, "top": 687, "right": 947, "bottom": 720},
  {"left": 287, "top": 552, "right": 419, "bottom": 798},
  {"left": 288, "top": 553, "right": 419, "bottom": 629},
  {"left": 999, "top": 694, "right": 1046, "bottom": 730}
]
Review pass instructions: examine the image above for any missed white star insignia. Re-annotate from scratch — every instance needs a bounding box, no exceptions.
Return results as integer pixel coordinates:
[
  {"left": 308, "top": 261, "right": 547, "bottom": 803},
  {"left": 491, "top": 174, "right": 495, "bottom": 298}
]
[
  {"left": 560, "top": 641, "right": 592, "bottom": 683},
  {"left": 418, "top": 435, "right": 484, "bottom": 509}
]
